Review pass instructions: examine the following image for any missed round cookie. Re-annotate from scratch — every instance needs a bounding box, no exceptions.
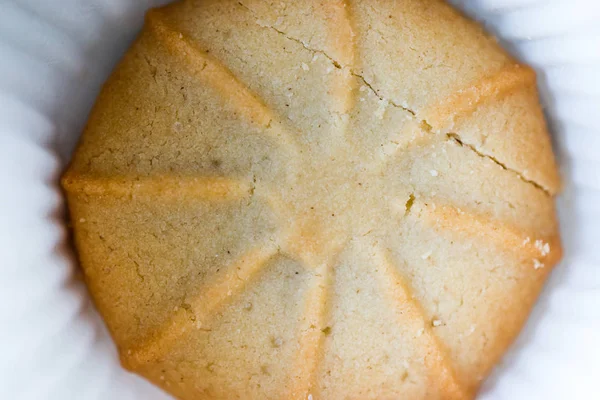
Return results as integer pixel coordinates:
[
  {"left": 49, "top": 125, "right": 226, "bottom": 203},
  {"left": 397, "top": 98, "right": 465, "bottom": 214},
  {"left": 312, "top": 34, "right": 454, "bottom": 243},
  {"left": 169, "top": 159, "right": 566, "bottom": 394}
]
[{"left": 63, "top": 1, "right": 562, "bottom": 399}]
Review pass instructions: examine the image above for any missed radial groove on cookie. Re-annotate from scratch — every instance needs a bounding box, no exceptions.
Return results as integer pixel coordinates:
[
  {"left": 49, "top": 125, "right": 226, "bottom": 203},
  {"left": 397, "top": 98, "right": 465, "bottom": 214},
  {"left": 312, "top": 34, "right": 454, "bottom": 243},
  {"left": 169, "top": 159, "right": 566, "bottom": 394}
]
[
  {"left": 422, "top": 64, "right": 537, "bottom": 131},
  {"left": 122, "top": 244, "right": 280, "bottom": 369},
  {"left": 61, "top": 174, "right": 251, "bottom": 201},
  {"left": 416, "top": 202, "right": 562, "bottom": 267},
  {"left": 371, "top": 245, "right": 468, "bottom": 399},
  {"left": 146, "top": 10, "right": 299, "bottom": 151},
  {"left": 329, "top": 0, "right": 356, "bottom": 137},
  {"left": 238, "top": 0, "right": 356, "bottom": 141},
  {"left": 287, "top": 261, "right": 333, "bottom": 400}
]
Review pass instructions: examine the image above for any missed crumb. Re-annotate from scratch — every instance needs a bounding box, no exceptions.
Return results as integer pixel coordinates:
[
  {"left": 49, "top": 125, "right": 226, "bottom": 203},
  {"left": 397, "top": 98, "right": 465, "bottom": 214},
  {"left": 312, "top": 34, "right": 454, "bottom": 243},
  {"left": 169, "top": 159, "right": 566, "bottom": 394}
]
[
  {"left": 533, "top": 259, "right": 544, "bottom": 270},
  {"left": 522, "top": 237, "right": 530, "bottom": 245},
  {"left": 542, "top": 243, "right": 550, "bottom": 256},
  {"left": 430, "top": 170, "right": 439, "bottom": 177},
  {"left": 432, "top": 319, "right": 442, "bottom": 327},
  {"left": 301, "top": 62, "right": 310, "bottom": 71},
  {"left": 79, "top": 218, "right": 86, "bottom": 223},
  {"left": 534, "top": 240, "right": 550, "bottom": 256},
  {"left": 421, "top": 251, "right": 432, "bottom": 260}
]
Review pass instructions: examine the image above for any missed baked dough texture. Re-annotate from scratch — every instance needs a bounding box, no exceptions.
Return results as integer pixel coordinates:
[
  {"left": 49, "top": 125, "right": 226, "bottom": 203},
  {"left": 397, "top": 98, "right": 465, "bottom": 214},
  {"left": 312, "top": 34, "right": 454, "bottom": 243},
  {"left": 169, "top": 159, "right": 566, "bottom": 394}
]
[{"left": 62, "top": 0, "right": 562, "bottom": 399}]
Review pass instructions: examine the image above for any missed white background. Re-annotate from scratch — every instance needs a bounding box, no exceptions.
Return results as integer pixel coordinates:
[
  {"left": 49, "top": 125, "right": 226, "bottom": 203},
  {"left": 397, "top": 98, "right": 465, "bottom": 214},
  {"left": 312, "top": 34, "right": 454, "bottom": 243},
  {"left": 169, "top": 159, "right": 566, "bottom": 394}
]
[{"left": 0, "top": 0, "right": 598, "bottom": 398}]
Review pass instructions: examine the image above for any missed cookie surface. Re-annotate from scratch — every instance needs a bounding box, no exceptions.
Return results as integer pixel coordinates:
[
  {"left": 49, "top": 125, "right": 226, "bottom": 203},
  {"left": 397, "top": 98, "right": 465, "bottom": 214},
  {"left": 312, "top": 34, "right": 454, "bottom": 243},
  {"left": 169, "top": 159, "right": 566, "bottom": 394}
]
[{"left": 62, "top": 0, "right": 562, "bottom": 398}]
